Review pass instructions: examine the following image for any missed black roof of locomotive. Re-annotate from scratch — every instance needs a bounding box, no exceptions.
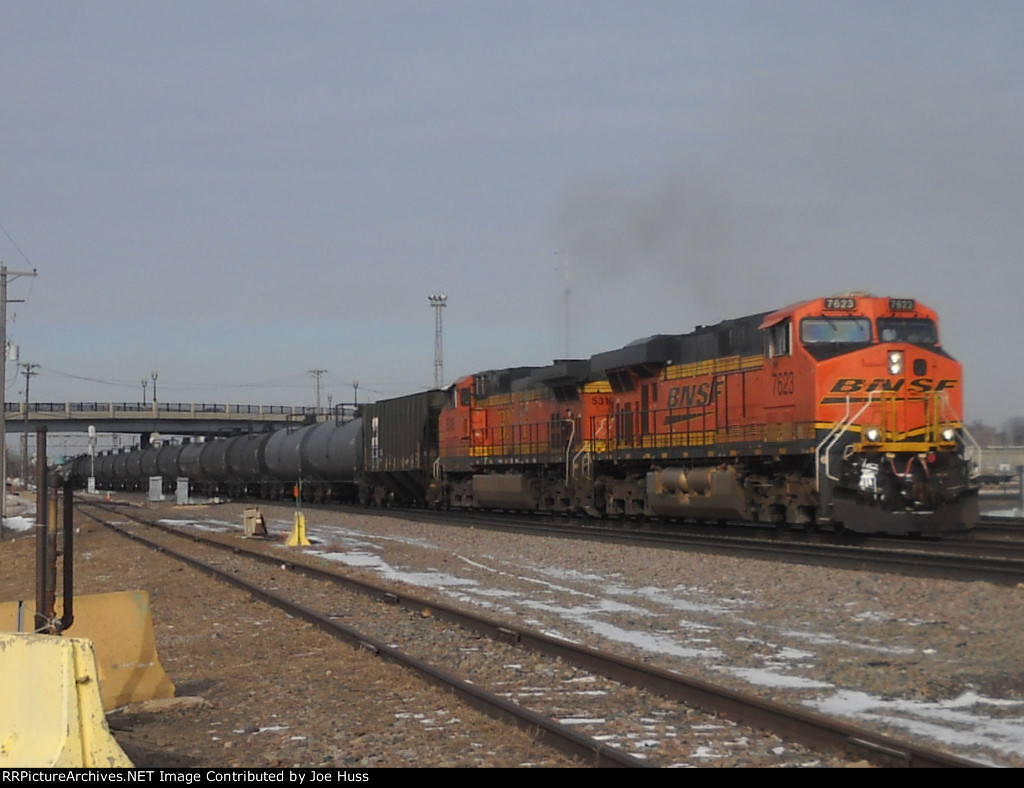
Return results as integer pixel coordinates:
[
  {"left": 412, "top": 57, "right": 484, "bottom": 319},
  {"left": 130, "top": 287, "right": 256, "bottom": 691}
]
[
  {"left": 591, "top": 311, "right": 770, "bottom": 376},
  {"left": 469, "top": 310, "right": 772, "bottom": 396}
]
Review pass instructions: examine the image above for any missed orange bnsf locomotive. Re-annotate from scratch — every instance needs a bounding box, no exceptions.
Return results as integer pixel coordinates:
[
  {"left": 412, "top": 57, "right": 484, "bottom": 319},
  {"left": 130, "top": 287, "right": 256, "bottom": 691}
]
[{"left": 436, "top": 293, "right": 978, "bottom": 534}]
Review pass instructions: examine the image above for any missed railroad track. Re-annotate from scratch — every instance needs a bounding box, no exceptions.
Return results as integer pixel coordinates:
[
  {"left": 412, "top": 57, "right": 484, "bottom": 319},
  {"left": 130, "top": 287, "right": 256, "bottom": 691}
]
[
  {"left": 314, "top": 504, "right": 1024, "bottom": 585},
  {"left": 80, "top": 500, "right": 985, "bottom": 768}
]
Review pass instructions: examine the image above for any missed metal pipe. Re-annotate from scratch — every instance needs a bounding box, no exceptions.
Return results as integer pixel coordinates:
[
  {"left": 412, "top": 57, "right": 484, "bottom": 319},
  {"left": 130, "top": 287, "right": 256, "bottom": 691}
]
[
  {"left": 34, "top": 500, "right": 47, "bottom": 632},
  {"left": 60, "top": 476, "right": 75, "bottom": 633},
  {"left": 37, "top": 427, "right": 56, "bottom": 632}
]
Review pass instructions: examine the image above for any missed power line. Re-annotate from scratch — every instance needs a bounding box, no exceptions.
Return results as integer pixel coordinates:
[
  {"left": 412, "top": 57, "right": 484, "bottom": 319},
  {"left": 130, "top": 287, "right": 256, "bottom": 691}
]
[{"left": 0, "top": 220, "right": 35, "bottom": 268}]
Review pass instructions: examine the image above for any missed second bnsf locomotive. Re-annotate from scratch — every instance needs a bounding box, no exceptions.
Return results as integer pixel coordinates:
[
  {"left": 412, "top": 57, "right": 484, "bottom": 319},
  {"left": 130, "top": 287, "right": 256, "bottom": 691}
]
[{"left": 77, "top": 294, "right": 979, "bottom": 535}]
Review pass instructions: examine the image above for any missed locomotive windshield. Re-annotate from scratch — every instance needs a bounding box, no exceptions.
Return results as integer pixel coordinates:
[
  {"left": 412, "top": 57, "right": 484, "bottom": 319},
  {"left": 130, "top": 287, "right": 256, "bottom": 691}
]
[
  {"left": 800, "top": 317, "right": 872, "bottom": 345},
  {"left": 877, "top": 317, "right": 938, "bottom": 347}
]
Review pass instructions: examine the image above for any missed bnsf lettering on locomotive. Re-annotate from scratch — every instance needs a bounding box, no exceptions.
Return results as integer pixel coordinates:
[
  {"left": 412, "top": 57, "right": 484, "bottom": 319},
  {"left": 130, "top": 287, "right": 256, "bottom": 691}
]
[
  {"left": 824, "top": 297, "right": 856, "bottom": 310},
  {"left": 909, "top": 378, "right": 958, "bottom": 393},
  {"left": 666, "top": 377, "right": 725, "bottom": 408},
  {"left": 830, "top": 378, "right": 958, "bottom": 393},
  {"left": 830, "top": 378, "right": 863, "bottom": 393},
  {"left": 866, "top": 378, "right": 905, "bottom": 393},
  {"left": 889, "top": 298, "right": 916, "bottom": 311}
]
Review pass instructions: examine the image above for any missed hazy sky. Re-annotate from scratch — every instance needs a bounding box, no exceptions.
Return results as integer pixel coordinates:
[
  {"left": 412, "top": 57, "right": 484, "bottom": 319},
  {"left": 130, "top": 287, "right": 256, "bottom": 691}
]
[{"left": 3, "top": 1, "right": 1022, "bottom": 427}]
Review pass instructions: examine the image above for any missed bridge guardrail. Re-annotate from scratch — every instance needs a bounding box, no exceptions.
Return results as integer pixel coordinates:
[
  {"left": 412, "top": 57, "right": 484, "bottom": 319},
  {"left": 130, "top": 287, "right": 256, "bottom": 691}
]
[{"left": 3, "top": 402, "right": 323, "bottom": 418}]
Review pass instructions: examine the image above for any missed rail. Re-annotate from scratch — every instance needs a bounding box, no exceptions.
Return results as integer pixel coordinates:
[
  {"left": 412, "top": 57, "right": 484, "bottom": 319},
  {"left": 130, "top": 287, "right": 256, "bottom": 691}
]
[{"left": 82, "top": 501, "right": 989, "bottom": 767}]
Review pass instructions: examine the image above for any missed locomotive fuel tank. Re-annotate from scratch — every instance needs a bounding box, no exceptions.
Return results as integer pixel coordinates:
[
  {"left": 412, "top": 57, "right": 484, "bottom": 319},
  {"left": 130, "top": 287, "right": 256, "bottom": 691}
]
[{"left": 645, "top": 466, "right": 748, "bottom": 520}]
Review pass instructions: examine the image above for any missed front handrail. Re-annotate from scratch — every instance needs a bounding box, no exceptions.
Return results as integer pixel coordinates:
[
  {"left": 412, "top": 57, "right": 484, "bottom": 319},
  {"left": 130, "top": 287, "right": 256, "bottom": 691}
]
[{"left": 815, "top": 391, "right": 881, "bottom": 486}]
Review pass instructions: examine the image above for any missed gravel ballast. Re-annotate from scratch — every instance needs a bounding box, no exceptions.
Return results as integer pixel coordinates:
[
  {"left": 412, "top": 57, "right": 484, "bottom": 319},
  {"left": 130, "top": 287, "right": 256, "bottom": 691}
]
[{"left": 3, "top": 495, "right": 1022, "bottom": 767}]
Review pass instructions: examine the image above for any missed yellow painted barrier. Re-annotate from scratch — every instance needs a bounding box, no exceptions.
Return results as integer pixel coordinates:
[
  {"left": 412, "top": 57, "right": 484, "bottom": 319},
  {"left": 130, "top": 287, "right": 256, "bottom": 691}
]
[
  {"left": 0, "top": 633, "right": 132, "bottom": 767},
  {"left": 0, "top": 589, "right": 175, "bottom": 711},
  {"left": 286, "top": 511, "right": 311, "bottom": 546}
]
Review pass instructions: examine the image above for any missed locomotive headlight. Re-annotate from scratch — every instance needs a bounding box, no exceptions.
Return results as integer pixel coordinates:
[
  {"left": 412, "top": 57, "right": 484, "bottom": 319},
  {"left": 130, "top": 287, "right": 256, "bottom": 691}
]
[
  {"left": 887, "top": 350, "right": 904, "bottom": 375},
  {"left": 864, "top": 427, "right": 882, "bottom": 443},
  {"left": 941, "top": 427, "right": 956, "bottom": 442}
]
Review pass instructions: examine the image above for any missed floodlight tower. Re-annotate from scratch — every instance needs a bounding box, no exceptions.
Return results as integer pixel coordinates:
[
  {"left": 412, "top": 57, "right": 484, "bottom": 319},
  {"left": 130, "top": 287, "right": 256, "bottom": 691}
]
[{"left": 428, "top": 294, "right": 447, "bottom": 389}]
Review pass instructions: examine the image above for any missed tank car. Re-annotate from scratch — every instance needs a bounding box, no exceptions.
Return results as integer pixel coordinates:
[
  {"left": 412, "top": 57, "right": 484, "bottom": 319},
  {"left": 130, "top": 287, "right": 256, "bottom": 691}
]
[
  {"left": 155, "top": 443, "right": 185, "bottom": 490},
  {"left": 199, "top": 437, "right": 234, "bottom": 489},
  {"left": 263, "top": 425, "right": 316, "bottom": 498},
  {"left": 303, "top": 418, "right": 363, "bottom": 501},
  {"left": 252, "top": 420, "right": 362, "bottom": 501},
  {"left": 437, "top": 294, "right": 978, "bottom": 534},
  {"left": 225, "top": 432, "right": 273, "bottom": 496},
  {"left": 176, "top": 440, "right": 208, "bottom": 487}
]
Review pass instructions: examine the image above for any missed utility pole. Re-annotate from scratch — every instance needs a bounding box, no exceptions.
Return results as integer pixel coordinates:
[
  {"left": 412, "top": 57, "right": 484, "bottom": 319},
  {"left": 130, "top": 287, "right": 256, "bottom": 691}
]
[
  {"left": 428, "top": 294, "right": 447, "bottom": 389},
  {"left": 21, "top": 362, "right": 39, "bottom": 482},
  {"left": 309, "top": 369, "right": 327, "bottom": 414},
  {"left": 0, "top": 263, "right": 38, "bottom": 537}
]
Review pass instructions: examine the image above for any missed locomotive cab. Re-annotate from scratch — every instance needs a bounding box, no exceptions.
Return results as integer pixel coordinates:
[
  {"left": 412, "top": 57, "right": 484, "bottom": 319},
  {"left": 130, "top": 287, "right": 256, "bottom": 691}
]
[{"left": 764, "top": 294, "right": 979, "bottom": 534}]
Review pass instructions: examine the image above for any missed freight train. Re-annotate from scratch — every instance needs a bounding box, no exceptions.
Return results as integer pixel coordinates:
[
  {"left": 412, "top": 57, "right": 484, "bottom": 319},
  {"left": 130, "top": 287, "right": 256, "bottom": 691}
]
[{"left": 72, "top": 294, "right": 980, "bottom": 535}]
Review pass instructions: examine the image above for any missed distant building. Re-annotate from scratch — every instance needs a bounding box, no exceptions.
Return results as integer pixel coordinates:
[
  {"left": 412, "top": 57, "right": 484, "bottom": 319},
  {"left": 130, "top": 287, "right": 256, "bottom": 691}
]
[{"left": 978, "top": 446, "right": 1024, "bottom": 480}]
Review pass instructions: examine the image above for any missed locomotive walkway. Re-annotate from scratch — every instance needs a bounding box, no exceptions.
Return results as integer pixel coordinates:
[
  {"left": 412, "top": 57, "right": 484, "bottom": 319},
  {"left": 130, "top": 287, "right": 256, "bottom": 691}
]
[{"left": 1, "top": 401, "right": 326, "bottom": 437}]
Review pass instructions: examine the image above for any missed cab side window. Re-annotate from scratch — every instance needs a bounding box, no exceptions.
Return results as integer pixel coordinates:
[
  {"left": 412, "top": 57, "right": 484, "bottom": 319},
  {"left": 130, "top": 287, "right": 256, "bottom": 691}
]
[{"left": 767, "top": 321, "right": 791, "bottom": 358}]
